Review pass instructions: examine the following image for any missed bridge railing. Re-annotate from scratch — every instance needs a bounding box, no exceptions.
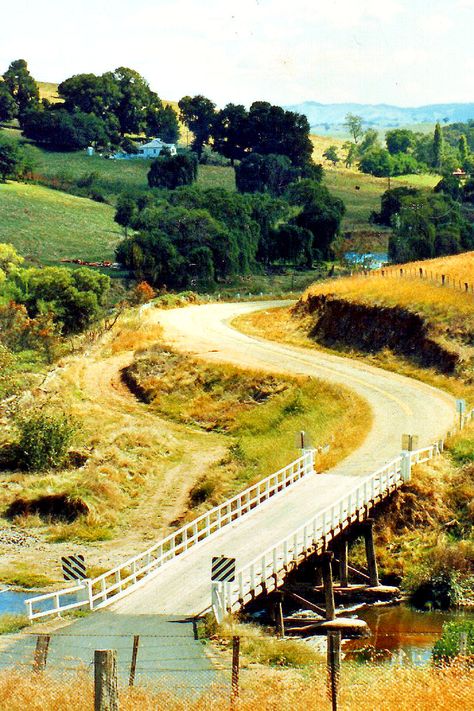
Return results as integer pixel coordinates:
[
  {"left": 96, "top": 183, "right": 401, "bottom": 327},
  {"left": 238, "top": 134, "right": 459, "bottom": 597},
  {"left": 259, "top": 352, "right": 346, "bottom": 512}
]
[
  {"left": 212, "top": 440, "right": 447, "bottom": 622},
  {"left": 25, "top": 449, "right": 315, "bottom": 620}
]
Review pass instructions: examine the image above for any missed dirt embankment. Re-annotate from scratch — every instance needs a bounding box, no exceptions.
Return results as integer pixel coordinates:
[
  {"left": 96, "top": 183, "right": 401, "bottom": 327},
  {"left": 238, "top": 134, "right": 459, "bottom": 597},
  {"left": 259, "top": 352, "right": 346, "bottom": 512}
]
[{"left": 294, "top": 294, "right": 460, "bottom": 374}]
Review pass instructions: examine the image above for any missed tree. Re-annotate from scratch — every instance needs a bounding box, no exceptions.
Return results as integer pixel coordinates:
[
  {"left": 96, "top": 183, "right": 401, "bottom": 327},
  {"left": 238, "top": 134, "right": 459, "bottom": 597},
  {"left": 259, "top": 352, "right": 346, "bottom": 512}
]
[
  {"left": 147, "top": 153, "right": 198, "bottom": 189},
  {"left": 386, "top": 128, "right": 416, "bottom": 155},
  {"left": 371, "top": 186, "right": 420, "bottom": 226},
  {"left": 287, "top": 179, "right": 345, "bottom": 260},
  {"left": 271, "top": 224, "right": 313, "bottom": 267},
  {"left": 212, "top": 103, "right": 248, "bottom": 164},
  {"left": 0, "top": 83, "right": 18, "bottom": 123},
  {"left": 178, "top": 95, "right": 216, "bottom": 159},
  {"left": 113, "top": 66, "right": 154, "bottom": 135},
  {"left": 358, "top": 129, "right": 379, "bottom": 155},
  {"left": 2, "top": 59, "right": 39, "bottom": 116},
  {"left": 344, "top": 113, "right": 363, "bottom": 144},
  {"left": 0, "top": 243, "right": 23, "bottom": 283},
  {"left": 342, "top": 141, "right": 358, "bottom": 168},
  {"left": 0, "top": 135, "right": 22, "bottom": 181},
  {"left": 322, "top": 145, "right": 340, "bottom": 166},
  {"left": 235, "top": 153, "right": 297, "bottom": 196},
  {"left": 58, "top": 72, "right": 121, "bottom": 125},
  {"left": 432, "top": 122, "right": 444, "bottom": 170},
  {"left": 358, "top": 147, "right": 393, "bottom": 177},
  {"left": 146, "top": 102, "right": 179, "bottom": 143},
  {"left": 245, "top": 102, "right": 313, "bottom": 166},
  {"left": 458, "top": 134, "right": 470, "bottom": 168},
  {"left": 115, "top": 194, "right": 138, "bottom": 236},
  {"left": 21, "top": 108, "right": 110, "bottom": 150}
]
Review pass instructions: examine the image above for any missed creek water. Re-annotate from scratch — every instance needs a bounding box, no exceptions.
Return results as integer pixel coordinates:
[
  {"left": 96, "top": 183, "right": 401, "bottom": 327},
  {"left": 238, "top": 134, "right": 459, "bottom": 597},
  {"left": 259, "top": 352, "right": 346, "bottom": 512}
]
[
  {"left": 0, "top": 588, "right": 32, "bottom": 615},
  {"left": 343, "top": 603, "right": 473, "bottom": 665}
]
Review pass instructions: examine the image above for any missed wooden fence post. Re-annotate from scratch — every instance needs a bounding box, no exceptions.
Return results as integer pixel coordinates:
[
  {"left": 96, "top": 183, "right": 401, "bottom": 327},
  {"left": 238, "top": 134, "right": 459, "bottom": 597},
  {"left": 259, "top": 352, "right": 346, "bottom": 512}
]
[
  {"left": 129, "top": 635, "right": 140, "bottom": 687},
  {"left": 94, "top": 650, "right": 119, "bottom": 711},
  {"left": 327, "top": 631, "right": 341, "bottom": 711},
  {"left": 275, "top": 594, "right": 285, "bottom": 638},
  {"left": 33, "top": 635, "right": 50, "bottom": 672},
  {"left": 339, "top": 538, "right": 349, "bottom": 588},
  {"left": 230, "top": 636, "right": 240, "bottom": 709}
]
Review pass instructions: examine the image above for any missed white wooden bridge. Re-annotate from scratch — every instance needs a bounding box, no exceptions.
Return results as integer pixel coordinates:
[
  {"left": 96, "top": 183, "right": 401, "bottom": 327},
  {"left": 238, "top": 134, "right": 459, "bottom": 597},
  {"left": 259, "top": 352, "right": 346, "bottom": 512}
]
[{"left": 24, "top": 303, "right": 473, "bottom": 625}]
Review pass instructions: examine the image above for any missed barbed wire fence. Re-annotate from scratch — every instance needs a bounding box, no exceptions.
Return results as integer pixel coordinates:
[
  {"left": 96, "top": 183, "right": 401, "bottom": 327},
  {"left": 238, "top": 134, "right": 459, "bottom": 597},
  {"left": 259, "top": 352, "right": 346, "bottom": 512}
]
[
  {"left": 0, "top": 630, "right": 473, "bottom": 710},
  {"left": 363, "top": 265, "right": 474, "bottom": 296}
]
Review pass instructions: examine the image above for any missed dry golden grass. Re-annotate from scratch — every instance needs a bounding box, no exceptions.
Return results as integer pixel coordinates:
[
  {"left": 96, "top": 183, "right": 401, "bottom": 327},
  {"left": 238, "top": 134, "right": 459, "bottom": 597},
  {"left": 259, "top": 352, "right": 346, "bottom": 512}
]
[
  {"left": 388, "top": 251, "right": 474, "bottom": 286},
  {"left": 0, "top": 666, "right": 472, "bottom": 710}
]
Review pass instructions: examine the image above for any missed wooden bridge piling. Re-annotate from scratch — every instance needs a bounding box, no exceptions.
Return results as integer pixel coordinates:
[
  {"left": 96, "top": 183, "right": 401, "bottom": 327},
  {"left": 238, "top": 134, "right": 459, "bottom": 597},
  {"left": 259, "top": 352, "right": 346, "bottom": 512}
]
[
  {"left": 338, "top": 538, "right": 349, "bottom": 588},
  {"left": 363, "top": 520, "right": 379, "bottom": 587},
  {"left": 322, "top": 552, "right": 336, "bottom": 620}
]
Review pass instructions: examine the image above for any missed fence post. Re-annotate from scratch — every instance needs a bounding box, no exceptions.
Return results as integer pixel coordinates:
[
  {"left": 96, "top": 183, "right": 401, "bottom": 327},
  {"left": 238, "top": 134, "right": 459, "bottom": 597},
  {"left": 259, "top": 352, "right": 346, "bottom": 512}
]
[
  {"left": 275, "top": 593, "right": 285, "bottom": 638},
  {"left": 230, "top": 636, "right": 240, "bottom": 709},
  {"left": 400, "top": 451, "right": 411, "bottom": 482},
  {"left": 327, "top": 631, "right": 341, "bottom": 711},
  {"left": 94, "top": 650, "right": 119, "bottom": 711},
  {"left": 33, "top": 635, "right": 50, "bottom": 672},
  {"left": 129, "top": 635, "right": 140, "bottom": 687}
]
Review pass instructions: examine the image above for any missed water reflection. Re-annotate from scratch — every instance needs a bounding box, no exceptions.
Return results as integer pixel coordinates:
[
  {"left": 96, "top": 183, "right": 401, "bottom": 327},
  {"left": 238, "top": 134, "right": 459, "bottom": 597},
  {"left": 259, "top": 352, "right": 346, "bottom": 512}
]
[{"left": 344, "top": 604, "right": 473, "bottom": 666}]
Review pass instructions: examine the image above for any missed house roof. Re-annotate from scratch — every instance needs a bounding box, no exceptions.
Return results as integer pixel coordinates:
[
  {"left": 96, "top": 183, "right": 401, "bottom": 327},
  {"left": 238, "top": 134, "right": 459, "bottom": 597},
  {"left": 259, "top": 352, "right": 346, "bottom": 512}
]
[{"left": 140, "top": 138, "right": 166, "bottom": 149}]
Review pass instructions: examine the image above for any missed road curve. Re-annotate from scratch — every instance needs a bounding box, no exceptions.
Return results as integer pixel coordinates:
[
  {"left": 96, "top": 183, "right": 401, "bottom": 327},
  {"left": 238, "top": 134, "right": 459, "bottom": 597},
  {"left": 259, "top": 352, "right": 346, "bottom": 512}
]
[{"left": 110, "top": 302, "right": 455, "bottom": 616}]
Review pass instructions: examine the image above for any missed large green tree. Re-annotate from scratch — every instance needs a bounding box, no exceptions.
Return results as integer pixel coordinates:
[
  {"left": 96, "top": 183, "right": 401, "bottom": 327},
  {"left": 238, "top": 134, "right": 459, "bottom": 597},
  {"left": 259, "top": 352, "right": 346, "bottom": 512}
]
[
  {"left": 147, "top": 153, "right": 198, "bottom": 190},
  {"left": 2, "top": 59, "right": 39, "bottom": 116},
  {"left": 212, "top": 103, "right": 248, "bottom": 164},
  {"left": 0, "top": 83, "right": 18, "bottom": 122},
  {"left": 235, "top": 153, "right": 297, "bottom": 196},
  {"left": 385, "top": 128, "right": 416, "bottom": 155},
  {"left": 178, "top": 95, "right": 216, "bottom": 159}
]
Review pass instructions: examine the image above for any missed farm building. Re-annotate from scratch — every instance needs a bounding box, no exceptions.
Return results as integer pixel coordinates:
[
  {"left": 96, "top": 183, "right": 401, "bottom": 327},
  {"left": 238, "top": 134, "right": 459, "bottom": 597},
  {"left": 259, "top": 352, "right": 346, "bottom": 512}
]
[
  {"left": 112, "top": 138, "right": 177, "bottom": 160},
  {"left": 138, "top": 138, "right": 177, "bottom": 158}
]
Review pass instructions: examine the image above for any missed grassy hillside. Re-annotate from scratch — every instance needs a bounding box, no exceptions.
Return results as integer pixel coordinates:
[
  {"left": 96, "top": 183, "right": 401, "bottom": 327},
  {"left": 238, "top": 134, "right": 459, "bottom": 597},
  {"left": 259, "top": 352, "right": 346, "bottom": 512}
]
[{"left": 0, "top": 182, "right": 119, "bottom": 263}]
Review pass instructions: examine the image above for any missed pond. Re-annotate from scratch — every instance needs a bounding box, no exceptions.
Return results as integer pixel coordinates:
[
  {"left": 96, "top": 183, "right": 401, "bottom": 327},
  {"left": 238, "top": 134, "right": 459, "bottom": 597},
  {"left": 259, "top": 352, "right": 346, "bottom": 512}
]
[{"left": 343, "top": 603, "right": 473, "bottom": 665}]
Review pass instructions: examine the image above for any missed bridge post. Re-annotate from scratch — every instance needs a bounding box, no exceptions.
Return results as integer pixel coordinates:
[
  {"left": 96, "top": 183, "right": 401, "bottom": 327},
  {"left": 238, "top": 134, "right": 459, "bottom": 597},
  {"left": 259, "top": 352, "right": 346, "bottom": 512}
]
[
  {"left": 321, "top": 552, "right": 336, "bottom": 620},
  {"left": 363, "top": 519, "right": 379, "bottom": 587},
  {"left": 339, "top": 538, "right": 349, "bottom": 588},
  {"left": 275, "top": 593, "right": 285, "bottom": 638},
  {"left": 400, "top": 451, "right": 412, "bottom": 482}
]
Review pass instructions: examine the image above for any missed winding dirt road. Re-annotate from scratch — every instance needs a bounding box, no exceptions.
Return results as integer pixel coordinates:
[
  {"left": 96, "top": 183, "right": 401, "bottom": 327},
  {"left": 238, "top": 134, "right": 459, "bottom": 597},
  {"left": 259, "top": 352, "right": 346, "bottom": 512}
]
[{"left": 110, "top": 301, "right": 456, "bottom": 615}]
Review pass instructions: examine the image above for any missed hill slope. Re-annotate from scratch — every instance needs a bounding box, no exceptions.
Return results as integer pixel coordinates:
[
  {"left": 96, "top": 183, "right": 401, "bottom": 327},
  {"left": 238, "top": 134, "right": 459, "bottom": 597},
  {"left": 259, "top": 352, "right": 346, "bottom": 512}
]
[{"left": 0, "top": 183, "right": 119, "bottom": 263}]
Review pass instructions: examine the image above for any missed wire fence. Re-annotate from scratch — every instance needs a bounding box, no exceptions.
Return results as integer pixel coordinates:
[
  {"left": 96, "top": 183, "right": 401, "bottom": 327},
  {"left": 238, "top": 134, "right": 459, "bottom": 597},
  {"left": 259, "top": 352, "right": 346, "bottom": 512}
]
[
  {"left": 365, "top": 264, "right": 474, "bottom": 296},
  {"left": 0, "top": 631, "right": 472, "bottom": 710}
]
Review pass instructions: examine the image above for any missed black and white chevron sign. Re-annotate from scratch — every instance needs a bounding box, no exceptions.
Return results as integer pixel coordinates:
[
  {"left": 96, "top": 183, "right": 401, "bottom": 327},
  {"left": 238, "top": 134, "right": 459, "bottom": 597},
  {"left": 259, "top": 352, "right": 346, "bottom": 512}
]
[
  {"left": 211, "top": 556, "right": 236, "bottom": 582},
  {"left": 61, "top": 555, "right": 87, "bottom": 581}
]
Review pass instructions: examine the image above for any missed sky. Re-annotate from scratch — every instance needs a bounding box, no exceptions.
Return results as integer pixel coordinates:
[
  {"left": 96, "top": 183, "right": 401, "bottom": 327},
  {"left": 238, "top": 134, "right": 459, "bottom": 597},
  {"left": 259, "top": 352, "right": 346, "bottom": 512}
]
[{"left": 1, "top": 0, "right": 473, "bottom": 108}]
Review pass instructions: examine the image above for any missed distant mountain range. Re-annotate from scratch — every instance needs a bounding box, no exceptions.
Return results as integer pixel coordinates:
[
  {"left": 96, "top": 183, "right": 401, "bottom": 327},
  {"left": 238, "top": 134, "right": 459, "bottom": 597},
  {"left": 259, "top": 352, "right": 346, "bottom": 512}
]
[{"left": 284, "top": 102, "right": 474, "bottom": 133}]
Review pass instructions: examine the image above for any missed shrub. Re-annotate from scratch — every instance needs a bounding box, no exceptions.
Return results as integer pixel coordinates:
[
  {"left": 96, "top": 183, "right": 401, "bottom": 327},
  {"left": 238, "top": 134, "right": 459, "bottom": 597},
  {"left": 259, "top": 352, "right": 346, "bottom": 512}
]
[
  {"left": 432, "top": 620, "right": 474, "bottom": 662},
  {"left": 15, "top": 411, "right": 78, "bottom": 471}
]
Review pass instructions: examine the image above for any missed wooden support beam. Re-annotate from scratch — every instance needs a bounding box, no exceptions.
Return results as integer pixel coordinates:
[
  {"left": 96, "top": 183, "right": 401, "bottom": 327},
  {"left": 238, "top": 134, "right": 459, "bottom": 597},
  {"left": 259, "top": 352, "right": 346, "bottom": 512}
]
[
  {"left": 321, "top": 551, "right": 335, "bottom": 621},
  {"left": 282, "top": 589, "right": 326, "bottom": 617},
  {"left": 363, "top": 519, "right": 379, "bottom": 587},
  {"left": 339, "top": 539, "right": 349, "bottom": 588},
  {"left": 332, "top": 558, "right": 371, "bottom": 583}
]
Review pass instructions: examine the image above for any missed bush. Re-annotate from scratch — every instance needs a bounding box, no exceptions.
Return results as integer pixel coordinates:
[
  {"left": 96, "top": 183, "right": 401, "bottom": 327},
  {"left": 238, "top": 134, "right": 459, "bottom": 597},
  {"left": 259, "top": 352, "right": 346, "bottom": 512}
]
[
  {"left": 433, "top": 620, "right": 474, "bottom": 662},
  {"left": 15, "top": 411, "right": 78, "bottom": 471}
]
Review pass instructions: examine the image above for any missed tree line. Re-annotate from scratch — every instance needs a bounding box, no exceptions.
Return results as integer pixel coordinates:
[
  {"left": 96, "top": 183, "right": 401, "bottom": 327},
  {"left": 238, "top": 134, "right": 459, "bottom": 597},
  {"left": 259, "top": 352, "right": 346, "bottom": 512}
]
[
  {"left": 114, "top": 174, "right": 344, "bottom": 289},
  {"left": 371, "top": 179, "right": 474, "bottom": 262},
  {"left": 323, "top": 114, "right": 474, "bottom": 178}
]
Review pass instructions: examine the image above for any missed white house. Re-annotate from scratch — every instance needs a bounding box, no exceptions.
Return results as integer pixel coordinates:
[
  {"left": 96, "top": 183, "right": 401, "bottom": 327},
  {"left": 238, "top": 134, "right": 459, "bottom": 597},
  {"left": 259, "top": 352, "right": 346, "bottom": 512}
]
[{"left": 138, "top": 138, "right": 177, "bottom": 158}]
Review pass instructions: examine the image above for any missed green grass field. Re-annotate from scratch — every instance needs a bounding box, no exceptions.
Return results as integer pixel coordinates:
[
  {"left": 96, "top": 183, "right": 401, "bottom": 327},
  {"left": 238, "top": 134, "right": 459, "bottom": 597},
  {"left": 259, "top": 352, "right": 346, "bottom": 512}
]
[{"left": 0, "top": 182, "right": 119, "bottom": 263}]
